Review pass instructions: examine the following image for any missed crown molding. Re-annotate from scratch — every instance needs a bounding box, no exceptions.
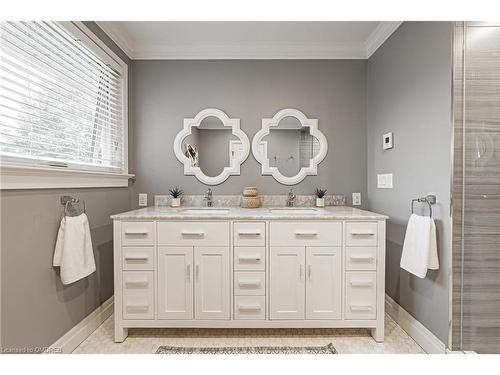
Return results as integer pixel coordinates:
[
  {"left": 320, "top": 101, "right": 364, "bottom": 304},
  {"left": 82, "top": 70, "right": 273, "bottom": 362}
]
[
  {"left": 131, "top": 42, "right": 367, "bottom": 60},
  {"left": 365, "top": 21, "right": 402, "bottom": 58},
  {"left": 96, "top": 22, "right": 402, "bottom": 60},
  {"left": 95, "top": 21, "right": 135, "bottom": 59}
]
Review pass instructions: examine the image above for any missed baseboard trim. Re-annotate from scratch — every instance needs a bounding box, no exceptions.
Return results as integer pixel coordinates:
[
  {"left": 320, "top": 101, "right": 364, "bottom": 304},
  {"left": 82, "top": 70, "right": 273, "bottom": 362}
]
[
  {"left": 47, "top": 296, "right": 114, "bottom": 354},
  {"left": 385, "top": 294, "right": 446, "bottom": 354}
]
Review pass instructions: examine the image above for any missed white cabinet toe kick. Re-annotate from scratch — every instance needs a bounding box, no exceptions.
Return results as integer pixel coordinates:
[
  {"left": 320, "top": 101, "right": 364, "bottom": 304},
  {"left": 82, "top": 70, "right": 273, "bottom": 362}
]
[{"left": 113, "top": 218, "right": 386, "bottom": 342}]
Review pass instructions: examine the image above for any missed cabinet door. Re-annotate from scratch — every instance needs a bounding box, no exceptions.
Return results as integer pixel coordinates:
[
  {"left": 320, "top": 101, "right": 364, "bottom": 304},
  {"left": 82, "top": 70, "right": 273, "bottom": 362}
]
[
  {"left": 306, "top": 247, "right": 342, "bottom": 320},
  {"left": 270, "top": 246, "right": 305, "bottom": 319},
  {"left": 194, "top": 247, "right": 230, "bottom": 320},
  {"left": 157, "top": 247, "right": 193, "bottom": 319}
]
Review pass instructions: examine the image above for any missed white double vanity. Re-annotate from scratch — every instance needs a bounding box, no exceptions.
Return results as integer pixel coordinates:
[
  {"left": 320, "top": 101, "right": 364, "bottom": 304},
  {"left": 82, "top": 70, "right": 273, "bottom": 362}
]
[
  {"left": 112, "top": 207, "right": 387, "bottom": 343},
  {"left": 111, "top": 106, "right": 387, "bottom": 343}
]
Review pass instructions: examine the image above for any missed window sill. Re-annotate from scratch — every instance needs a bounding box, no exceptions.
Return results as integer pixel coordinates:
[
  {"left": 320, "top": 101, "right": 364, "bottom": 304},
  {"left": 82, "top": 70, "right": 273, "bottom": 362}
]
[{"left": 0, "top": 163, "right": 134, "bottom": 190}]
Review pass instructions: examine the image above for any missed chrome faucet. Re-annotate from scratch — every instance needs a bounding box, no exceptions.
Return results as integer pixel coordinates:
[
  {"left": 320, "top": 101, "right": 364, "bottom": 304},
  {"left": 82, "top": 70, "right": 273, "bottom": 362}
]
[
  {"left": 204, "top": 188, "right": 213, "bottom": 207},
  {"left": 286, "top": 188, "right": 296, "bottom": 207}
]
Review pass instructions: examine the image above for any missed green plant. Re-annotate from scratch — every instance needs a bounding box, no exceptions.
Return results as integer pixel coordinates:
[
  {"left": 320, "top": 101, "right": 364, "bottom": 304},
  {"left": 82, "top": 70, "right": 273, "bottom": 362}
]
[
  {"left": 315, "top": 188, "right": 327, "bottom": 199},
  {"left": 169, "top": 187, "right": 184, "bottom": 198}
]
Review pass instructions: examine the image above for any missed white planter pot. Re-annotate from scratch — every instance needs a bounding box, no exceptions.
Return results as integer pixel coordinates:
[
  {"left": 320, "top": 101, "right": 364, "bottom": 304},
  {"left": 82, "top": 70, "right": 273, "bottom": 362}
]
[
  {"left": 316, "top": 197, "right": 325, "bottom": 207},
  {"left": 171, "top": 197, "right": 181, "bottom": 207}
]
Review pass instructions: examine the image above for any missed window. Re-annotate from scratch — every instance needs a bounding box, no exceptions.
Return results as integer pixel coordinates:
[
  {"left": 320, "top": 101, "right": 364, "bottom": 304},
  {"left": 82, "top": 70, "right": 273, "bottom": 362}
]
[{"left": 0, "top": 21, "right": 129, "bottom": 185}]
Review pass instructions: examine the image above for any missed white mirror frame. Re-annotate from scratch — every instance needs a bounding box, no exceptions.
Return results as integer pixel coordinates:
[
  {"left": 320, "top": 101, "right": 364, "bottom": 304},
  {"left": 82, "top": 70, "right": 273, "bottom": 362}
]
[
  {"left": 252, "top": 108, "right": 328, "bottom": 185},
  {"left": 174, "top": 108, "right": 250, "bottom": 185}
]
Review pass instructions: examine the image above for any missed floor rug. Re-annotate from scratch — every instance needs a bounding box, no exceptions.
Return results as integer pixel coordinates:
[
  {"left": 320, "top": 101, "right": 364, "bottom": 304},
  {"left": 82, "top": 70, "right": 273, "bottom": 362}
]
[{"left": 156, "top": 343, "right": 337, "bottom": 354}]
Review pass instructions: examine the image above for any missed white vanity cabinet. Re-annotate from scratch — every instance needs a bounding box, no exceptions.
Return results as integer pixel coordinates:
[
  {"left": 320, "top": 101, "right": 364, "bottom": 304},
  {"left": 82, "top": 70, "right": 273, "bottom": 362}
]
[
  {"left": 157, "top": 246, "right": 193, "bottom": 319},
  {"left": 113, "top": 212, "right": 386, "bottom": 343},
  {"left": 270, "top": 246, "right": 342, "bottom": 320}
]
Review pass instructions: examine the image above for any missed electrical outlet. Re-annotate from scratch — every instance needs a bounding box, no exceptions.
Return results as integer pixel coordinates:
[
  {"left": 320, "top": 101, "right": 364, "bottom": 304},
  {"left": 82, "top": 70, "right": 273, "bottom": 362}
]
[
  {"left": 138, "top": 193, "right": 148, "bottom": 207},
  {"left": 352, "top": 192, "right": 361, "bottom": 206}
]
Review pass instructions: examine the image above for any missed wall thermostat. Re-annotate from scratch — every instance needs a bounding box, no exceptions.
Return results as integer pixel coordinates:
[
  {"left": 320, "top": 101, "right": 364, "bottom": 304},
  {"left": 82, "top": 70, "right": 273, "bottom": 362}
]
[{"left": 383, "top": 132, "right": 393, "bottom": 150}]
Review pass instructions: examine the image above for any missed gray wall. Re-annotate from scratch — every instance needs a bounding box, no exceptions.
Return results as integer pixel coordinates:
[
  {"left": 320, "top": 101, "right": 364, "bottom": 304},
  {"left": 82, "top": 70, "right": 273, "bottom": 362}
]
[
  {"left": 0, "top": 188, "right": 129, "bottom": 349},
  {"left": 130, "top": 60, "right": 368, "bottom": 207},
  {"left": 366, "top": 22, "right": 453, "bottom": 343},
  {"left": 0, "top": 23, "right": 131, "bottom": 350}
]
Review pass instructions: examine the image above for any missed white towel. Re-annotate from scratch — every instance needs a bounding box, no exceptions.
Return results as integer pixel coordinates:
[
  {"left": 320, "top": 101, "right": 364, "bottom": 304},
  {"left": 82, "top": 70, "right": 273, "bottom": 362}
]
[
  {"left": 53, "top": 213, "right": 96, "bottom": 285},
  {"left": 400, "top": 213, "right": 439, "bottom": 278}
]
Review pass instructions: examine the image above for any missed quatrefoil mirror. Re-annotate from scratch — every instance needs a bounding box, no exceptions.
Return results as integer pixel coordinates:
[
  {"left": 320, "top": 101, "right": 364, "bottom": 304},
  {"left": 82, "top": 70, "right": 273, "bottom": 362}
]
[
  {"left": 174, "top": 108, "right": 250, "bottom": 185},
  {"left": 252, "top": 108, "right": 328, "bottom": 185}
]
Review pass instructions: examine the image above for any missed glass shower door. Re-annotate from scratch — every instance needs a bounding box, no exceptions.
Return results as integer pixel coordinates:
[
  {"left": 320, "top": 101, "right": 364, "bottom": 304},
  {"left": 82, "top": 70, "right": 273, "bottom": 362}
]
[{"left": 452, "top": 22, "right": 500, "bottom": 354}]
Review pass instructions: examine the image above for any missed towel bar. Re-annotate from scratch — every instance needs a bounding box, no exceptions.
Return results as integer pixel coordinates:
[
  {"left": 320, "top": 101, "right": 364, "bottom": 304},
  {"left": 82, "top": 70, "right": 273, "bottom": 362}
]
[{"left": 411, "top": 194, "right": 436, "bottom": 217}]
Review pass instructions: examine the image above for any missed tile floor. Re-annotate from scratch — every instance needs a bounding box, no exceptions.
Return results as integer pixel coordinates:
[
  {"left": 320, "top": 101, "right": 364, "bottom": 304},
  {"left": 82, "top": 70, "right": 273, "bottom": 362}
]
[{"left": 74, "top": 313, "right": 425, "bottom": 354}]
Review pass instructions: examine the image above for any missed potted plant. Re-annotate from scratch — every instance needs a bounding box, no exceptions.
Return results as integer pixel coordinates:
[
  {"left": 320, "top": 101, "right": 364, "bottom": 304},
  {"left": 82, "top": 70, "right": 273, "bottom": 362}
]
[
  {"left": 315, "top": 188, "right": 327, "bottom": 207},
  {"left": 169, "top": 187, "right": 184, "bottom": 208}
]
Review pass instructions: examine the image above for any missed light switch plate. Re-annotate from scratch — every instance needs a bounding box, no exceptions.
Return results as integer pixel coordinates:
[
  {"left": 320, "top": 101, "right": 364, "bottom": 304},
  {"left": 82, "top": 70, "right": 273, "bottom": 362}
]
[
  {"left": 352, "top": 192, "right": 361, "bottom": 206},
  {"left": 138, "top": 193, "right": 148, "bottom": 207},
  {"left": 377, "top": 173, "right": 393, "bottom": 189}
]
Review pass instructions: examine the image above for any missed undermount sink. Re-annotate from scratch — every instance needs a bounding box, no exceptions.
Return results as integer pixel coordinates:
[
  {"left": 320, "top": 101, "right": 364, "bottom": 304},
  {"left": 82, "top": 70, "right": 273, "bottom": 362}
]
[
  {"left": 269, "top": 208, "right": 319, "bottom": 215},
  {"left": 179, "top": 208, "right": 230, "bottom": 215}
]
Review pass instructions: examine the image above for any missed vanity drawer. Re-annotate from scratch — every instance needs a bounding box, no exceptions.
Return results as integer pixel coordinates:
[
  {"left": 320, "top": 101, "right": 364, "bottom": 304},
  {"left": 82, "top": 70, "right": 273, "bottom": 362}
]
[
  {"left": 234, "top": 272, "right": 266, "bottom": 296},
  {"left": 270, "top": 221, "right": 342, "bottom": 246},
  {"left": 234, "top": 247, "right": 266, "bottom": 271},
  {"left": 345, "top": 247, "right": 377, "bottom": 271},
  {"left": 122, "top": 221, "right": 155, "bottom": 246},
  {"left": 345, "top": 222, "right": 378, "bottom": 247},
  {"left": 345, "top": 271, "right": 377, "bottom": 320},
  {"left": 234, "top": 222, "right": 266, "bottom": 246},
  {"left": 122, "top": 271, "right": 154, "bottom": 320},
  {"left": 234, "top": 296, "right": 266, "bottom": 320},
  {"left": 122, "top": 247, "right": 154, "bottom": 270},
  {"left": 157, "top": 221, "right": 229, "bottom": 246}
]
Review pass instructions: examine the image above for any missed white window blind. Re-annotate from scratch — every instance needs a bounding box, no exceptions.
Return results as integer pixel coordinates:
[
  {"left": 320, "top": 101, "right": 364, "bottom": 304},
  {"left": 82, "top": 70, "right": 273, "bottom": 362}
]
[{"left": 0, "top": 21, "right": 125, "bottom": 173}]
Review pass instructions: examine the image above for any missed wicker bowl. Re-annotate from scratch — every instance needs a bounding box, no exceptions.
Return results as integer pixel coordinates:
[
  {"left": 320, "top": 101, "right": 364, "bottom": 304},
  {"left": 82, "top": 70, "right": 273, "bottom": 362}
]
[
  {"left": 241, "top": 196, "right": 261, "bottom": 208},
  {"left": 243, "top": 187, "right": 258, "bottom": 197}
]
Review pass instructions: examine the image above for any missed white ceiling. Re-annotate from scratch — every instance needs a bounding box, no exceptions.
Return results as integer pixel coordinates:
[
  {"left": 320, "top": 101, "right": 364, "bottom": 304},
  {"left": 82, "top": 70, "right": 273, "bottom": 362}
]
[{"left": 96, "top": 21, "right": 401, "bottom": 60}]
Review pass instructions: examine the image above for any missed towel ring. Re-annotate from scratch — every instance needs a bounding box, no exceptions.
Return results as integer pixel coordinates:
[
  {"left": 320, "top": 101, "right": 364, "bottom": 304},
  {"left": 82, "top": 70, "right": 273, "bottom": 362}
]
[
  {"left": 61, "top": 196, "right": 86, "bottom": 217},
  {"left": 411, "top": 195, "right": 436, "bottom": 218}
]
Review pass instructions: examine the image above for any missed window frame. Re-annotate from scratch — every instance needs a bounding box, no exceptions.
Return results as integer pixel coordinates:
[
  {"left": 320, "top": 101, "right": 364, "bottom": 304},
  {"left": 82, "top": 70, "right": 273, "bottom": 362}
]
[{"left": 0, "top": 21, "right": 133, "bottom": 189}]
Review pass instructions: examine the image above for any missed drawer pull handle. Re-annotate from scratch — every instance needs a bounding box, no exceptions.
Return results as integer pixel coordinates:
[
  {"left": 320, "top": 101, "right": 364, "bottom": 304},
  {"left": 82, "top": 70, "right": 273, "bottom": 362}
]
[
  {"left": 350, "top": 280, "right": 374, "bottom": 287},
  {"left": 125, "top": 279, "right": 149, "bottom": 287},
  {"left": 126, "top": 303, "right": 150, "bottom": 311},
  {"left": 238, "top": 305, "right": 262, "bottom": 311},
  {"left": 299, "top": 264, "right": 304, "bottom": 282},
  {"left": 350, "top": 231, "right": 375, "bottom": 236},
  {"left": 350, "top": 255, "right": 374, "bottom": 262},
  {"left": 238, "top": 231, "right": 261, "bottom": 236},
  {"left": 195, "top": 265, "right": 200, "bottom": 281},
  {"left": 238, "top": 255, "right": 261, "bottom": 261},
  {"left": 186, "top": 264, "right": 191, "bottom": 281},
  {"left": 181, "top": 231, "right": 205, "bottom": 237},
  {"left": 308, "top": 264, "right": 312, "bottom": 281},
  {"left": 238, "top": 279, "right": 261, "bottom": 287},
  {"left": 124, "top": 230, "right": 149, "bottom": 235},
  {"left": 124, "top": 255, "right": 149, "bottom": 261},
  {"left": 349, "top": 305, "right": 373, "bottom": 311},
  {"left": 295, "top": 231, "right": 318, "bottom": 236}
]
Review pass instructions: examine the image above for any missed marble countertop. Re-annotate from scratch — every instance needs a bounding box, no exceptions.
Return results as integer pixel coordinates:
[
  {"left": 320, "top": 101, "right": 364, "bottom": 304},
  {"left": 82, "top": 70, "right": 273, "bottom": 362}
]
[{"left": 111, "top": 206, "right": 388, "bottom": 220}]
